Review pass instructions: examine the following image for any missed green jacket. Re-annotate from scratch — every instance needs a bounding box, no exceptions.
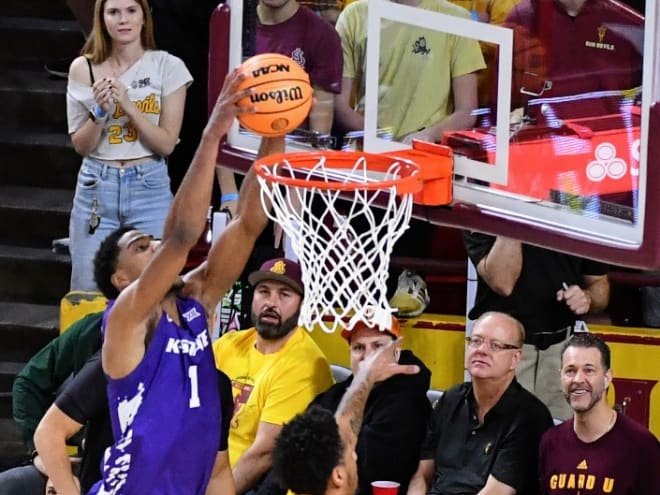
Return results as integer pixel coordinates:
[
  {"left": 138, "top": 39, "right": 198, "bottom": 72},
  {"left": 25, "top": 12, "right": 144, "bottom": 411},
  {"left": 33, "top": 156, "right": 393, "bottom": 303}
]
[{"left": 12, "top": 311, "right": 104, "bottom": 451}]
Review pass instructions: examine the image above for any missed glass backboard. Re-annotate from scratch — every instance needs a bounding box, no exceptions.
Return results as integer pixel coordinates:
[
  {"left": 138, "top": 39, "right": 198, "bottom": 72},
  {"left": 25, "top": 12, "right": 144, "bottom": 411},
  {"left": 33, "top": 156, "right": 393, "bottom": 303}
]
[{"left": 212, "top": 0, "right": 660, "bottom": 269}]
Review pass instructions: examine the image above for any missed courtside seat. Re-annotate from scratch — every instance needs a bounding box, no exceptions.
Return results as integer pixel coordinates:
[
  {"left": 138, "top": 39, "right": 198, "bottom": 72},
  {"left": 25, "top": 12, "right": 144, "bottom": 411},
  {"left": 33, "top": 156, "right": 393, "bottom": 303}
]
[
  {"left": 331, "top": 364, "right": 352, "bottom": 383},
  {"left": 60, "top": 291, "right": 108, "bottom": 333},
  {"left": 427, "top": 389, "right": 444, "bottom": 408}
]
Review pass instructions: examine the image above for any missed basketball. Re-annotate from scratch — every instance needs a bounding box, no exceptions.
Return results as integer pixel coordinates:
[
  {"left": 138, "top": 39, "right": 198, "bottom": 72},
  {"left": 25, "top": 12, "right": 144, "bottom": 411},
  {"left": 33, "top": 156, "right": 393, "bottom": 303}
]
[{"left": 236, "top": 53, "right": 313, "bottom": 137}]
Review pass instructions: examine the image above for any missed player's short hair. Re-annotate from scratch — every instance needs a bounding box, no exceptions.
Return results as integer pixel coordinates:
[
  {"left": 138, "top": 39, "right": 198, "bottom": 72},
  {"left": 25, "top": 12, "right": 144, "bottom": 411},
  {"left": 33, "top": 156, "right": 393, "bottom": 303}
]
[
  {"left": 561, "top": 333, "right": 611, "bottom": 370},
  {"left": 93, "top": 225, "right": 136, "bottom": 299},
  {"left": 272, "top": 406, "right": 343, "bottom": 495}
]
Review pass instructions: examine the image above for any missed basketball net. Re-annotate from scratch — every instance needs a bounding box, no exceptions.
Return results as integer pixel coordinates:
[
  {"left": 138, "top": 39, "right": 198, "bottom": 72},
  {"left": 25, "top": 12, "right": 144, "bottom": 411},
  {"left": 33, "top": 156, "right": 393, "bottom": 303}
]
[{"left": 256, "top": 152, "right": 419, "bottom": 333}]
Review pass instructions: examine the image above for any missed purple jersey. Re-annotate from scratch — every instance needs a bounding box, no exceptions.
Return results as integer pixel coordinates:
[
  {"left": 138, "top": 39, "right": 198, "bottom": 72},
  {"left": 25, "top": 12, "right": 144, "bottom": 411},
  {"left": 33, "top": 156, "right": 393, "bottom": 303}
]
[
  {"left": 89, "top": 297, "right": 220, "bottom": 495},
  {"left": 256, "top": 6, "right": 342, "bottom": 94},
  {"left": 539, "top": 414, "right": 660, "bottom": 494}
]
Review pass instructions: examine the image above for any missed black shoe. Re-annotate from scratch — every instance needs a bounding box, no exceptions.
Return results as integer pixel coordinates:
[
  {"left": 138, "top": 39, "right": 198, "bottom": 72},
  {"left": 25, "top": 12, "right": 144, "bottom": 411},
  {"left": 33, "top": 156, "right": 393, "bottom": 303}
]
[{"left": 45, "top": 56, "right": 75, "bottom": 79}]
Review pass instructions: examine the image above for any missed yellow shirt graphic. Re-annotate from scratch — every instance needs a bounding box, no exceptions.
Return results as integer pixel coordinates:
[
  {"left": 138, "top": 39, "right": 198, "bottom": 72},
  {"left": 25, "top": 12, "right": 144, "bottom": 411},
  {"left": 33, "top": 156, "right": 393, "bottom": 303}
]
[{"left": 213, "top": 327, "right": 333, "bottom": 466}]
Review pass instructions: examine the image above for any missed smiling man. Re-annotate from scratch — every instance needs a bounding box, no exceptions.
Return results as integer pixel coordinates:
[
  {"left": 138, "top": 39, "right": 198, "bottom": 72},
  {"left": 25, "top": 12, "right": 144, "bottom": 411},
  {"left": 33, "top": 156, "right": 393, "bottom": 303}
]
[
  {"left": 408, "top": 311, "right": 553, "bottom": 495},
  {"left": 213, "top": 257, "right": 333, "bottom": 494},
  {"left": 538, "top": 333, "right": 660, "bottom": 495}
]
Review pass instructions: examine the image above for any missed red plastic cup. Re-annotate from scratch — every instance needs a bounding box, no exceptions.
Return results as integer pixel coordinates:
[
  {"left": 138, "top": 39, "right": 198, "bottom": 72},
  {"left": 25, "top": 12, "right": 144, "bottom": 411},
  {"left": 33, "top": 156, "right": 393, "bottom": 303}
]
[{"left": 371, "top": 481, "right": 400, "bottom": 495}]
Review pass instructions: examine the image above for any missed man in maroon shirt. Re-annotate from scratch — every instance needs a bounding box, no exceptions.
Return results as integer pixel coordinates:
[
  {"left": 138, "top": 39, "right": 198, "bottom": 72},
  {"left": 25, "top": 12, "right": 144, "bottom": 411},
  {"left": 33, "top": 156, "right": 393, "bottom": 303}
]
[
  {"left": 538, "top": 333, "right": 660, "bottom": 494},
  {"left": 504, "top": 0, "right": 643, "bottom": 124}
]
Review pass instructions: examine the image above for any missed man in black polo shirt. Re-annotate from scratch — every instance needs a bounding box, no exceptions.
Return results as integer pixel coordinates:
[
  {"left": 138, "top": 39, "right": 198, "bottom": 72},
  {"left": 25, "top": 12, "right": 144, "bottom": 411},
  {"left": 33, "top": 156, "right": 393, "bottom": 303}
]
[
  {"left": 408, "top": 311, "right": 554, "bottom": 495},
  {"left": 462, "top": 232, "right": 609, "bottom": 419}
]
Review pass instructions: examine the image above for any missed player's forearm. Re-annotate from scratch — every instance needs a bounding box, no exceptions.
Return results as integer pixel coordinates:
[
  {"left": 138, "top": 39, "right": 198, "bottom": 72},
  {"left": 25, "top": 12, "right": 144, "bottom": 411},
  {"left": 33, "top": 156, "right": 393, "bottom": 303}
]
[{"left": 163, "top": 130, "right": 221, "bottom": 245}]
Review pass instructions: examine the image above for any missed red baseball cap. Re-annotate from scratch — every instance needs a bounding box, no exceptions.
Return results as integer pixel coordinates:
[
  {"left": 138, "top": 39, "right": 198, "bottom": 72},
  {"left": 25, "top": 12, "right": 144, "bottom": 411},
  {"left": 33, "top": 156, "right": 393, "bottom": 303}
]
[{"left": 341, "top": 316, "right": 401, "bottom": 343}]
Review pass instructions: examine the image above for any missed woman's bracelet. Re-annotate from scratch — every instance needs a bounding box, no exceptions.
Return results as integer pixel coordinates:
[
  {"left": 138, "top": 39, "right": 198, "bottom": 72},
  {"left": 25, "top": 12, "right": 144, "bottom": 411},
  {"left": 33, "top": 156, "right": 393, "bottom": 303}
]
[
  {"left": 221, "top": 193, "right": 239, "bottom": 203},
  {"left": 90, "top": 104, "right": 109, "bottom": 124}
]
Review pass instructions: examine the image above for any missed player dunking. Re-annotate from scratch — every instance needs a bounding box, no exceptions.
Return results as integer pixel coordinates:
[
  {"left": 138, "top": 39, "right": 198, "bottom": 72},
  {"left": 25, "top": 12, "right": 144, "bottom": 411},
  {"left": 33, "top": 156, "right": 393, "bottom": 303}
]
[{"left": 87, "top": 68, "right": 284, "bottom": 494}]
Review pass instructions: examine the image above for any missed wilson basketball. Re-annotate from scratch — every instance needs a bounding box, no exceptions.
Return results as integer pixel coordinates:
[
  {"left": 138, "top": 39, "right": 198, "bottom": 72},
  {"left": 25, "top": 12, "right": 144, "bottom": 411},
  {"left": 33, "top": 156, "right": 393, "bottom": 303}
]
[{"left": 237, "top": 53, "right": 313, "bottom": 137}]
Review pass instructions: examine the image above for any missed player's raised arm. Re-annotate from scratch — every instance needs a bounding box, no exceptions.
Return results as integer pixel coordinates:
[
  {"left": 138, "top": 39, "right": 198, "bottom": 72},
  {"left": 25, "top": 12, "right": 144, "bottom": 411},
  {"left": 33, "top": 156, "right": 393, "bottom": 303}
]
[
  {"left": 195, "top": 136, "right": 285, "bottom": 315},
  {"left": 103, "top": 69, "right": 254, "bottom": 379}
]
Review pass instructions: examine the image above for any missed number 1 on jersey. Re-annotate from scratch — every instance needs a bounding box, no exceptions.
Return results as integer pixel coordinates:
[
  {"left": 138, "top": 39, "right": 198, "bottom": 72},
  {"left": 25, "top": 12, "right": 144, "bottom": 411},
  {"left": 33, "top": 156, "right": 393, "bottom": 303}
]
[{"left": 188, "top": 365, "right": 201, "bottom": 408}]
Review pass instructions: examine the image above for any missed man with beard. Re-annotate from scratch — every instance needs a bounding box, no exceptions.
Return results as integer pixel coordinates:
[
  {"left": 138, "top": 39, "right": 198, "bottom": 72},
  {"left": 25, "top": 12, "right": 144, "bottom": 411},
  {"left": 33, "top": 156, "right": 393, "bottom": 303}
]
[
  {"left": 538, "top": 333, "right": 660, "bottom": 494},
  {"left": 408, "top": 311, "right": 553, "bottom": 495},
  {"left": 213, "top": 257, "right": 333, "bottom": 494}
]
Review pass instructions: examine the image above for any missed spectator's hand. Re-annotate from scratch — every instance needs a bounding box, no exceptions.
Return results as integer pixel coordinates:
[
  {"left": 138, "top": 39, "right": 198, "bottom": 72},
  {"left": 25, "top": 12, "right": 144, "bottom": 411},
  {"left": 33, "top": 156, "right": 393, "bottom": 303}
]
[
  {"left": 92, "top": 77, "right": 114, "bottom": 113},
  {"left": 357, "top": 338, "right": 419, "bottom": 383},
  {"left": 401, "top": 127, "right": 436, "bottom": 145},
  {"left": 107, "top": 78, "right": 130, "bottom": 111},
  {"left": 557, "top": 284, "right": 591, "bottom": 315},
  {"left": 206, "top": 68, "right": 256, "bottom": 141}
]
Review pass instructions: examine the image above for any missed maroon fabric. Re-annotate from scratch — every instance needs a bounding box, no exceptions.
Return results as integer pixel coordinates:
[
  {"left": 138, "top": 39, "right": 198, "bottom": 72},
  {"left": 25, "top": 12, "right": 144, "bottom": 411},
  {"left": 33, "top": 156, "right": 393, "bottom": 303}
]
[
  {"left": 256, "top": 6, "right": 343, "bottom": 94},
  {"left": 504, "top": 0, "right": 644, "bottom": 122},
  {"left": 539, "top": 413, "right": 660, "bottom": 494}
]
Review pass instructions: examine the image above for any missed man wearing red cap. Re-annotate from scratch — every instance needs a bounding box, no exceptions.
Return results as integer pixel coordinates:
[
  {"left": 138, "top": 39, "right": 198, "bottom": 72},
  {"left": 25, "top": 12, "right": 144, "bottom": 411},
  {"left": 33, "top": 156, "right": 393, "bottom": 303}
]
[
  {"left": 271, "top": 326, "right": 421, "bottom": 495},
  {"left": 318, "top": 317, "right": 432, "bottom": 495},
  {"left": 261, "top": 316, "right": 431, "bottom": 495},
  {"left": 213, "top": 257, "right": 333, "bottom": 494}
]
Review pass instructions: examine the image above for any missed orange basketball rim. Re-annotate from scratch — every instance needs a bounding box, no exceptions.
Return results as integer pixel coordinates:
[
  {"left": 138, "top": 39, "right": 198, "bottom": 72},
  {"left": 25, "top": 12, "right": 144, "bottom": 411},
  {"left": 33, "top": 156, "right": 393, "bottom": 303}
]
[{"left": 254, "top": 140, "right": 454, "bottom": 206}]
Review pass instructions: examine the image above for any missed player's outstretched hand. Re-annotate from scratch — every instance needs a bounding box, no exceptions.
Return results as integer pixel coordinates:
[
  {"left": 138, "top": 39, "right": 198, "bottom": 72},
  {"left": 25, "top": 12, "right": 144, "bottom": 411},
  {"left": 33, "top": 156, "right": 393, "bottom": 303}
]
[
  {"left": 206, "top": 68, "right": 256, "bottom": 141},
  {"left": 357, "top": 337, "right": 419, "bottom": 384}
]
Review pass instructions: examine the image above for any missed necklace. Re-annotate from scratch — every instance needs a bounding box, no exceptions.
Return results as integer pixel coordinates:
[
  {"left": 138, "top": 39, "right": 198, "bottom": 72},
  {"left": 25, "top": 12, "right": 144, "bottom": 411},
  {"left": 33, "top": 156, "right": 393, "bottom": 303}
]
[
  {"left": 604, "top": 409, "right": 617, "bottom": 434},
  {"left": 107, "top": 51, "right": 144, "bottom": 79},
  {"left": 574, "top": 409, "right": 617, "bottom": 443}
]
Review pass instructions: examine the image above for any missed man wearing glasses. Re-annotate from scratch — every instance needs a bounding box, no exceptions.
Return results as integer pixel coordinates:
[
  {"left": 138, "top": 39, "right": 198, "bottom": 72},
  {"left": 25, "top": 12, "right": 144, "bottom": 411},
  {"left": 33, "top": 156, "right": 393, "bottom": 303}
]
[{"left": 407, "top": 311, "right": 554, "bottom": 495}]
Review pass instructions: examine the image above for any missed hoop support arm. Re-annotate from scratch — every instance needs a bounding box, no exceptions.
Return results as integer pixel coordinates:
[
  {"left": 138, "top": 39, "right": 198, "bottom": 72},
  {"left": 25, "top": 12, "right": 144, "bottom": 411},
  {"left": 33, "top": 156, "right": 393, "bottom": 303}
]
[{"left": 383, "top": 140, "right": 454, "bottom": 206}]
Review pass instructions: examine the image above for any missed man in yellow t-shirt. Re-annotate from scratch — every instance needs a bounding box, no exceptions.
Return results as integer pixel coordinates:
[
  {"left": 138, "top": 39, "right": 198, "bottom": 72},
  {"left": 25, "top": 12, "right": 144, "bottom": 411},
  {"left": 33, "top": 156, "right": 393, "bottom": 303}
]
[
  {"left": 213, "top": 257, "right": 333, "bottom": 494},
  {"left": 335, "top": 0, "right": 485, "bottom": 143}
]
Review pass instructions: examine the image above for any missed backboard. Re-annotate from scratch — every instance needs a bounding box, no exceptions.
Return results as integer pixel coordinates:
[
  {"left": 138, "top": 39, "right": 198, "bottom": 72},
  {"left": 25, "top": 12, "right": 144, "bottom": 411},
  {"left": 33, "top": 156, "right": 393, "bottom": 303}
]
[{"left": 211, "top": 0, "right": 660, "bottom": 269}]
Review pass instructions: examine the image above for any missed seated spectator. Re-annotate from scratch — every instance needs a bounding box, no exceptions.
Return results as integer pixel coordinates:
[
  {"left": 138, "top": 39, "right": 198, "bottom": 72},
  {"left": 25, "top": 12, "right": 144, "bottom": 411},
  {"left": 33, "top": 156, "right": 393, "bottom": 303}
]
[
  {"left": 33, "top": 351, "right": 234, "bottom": 495},
  {"left": 448, "top": 0, "right": 522, "bottom": 106},
  {"left": 463, "top": 231, "right": 610, "bottom": 419},
  {"left": 501, "top": 0, "right": 643, "bottom": 125},
  {"left": 271, "top": 338, "right": 420, "bottom": 495},
  {"left": 213, "top": 257, "right": 334, "bottom": 494},
  {"left": 0, "top": 312, "right": 102, "bottom": 494},
  {"left": 407, "top": 311, "right": 554, "bottom": 495},
  {"left": 334, "top": 0, "right": 485, "bottom": 317},
  {"left": 258, "top": 316, "right": 431, "bottom": 495},
  {"left": 539, "top": 332, "right": 660, "bottom": 494}
]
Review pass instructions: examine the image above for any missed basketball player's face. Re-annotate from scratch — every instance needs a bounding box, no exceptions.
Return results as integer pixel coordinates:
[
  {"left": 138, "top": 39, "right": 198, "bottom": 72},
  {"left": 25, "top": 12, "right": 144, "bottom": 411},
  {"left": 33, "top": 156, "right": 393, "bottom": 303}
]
[
  {"left": 115, "top": 230, "right": 160, "bottom": 285},
  {"left": 561, "top": 346, "right": 611, "bottom": 413},
  {"left": 251, "top": 280, "right": 301, "bottom": 340}
]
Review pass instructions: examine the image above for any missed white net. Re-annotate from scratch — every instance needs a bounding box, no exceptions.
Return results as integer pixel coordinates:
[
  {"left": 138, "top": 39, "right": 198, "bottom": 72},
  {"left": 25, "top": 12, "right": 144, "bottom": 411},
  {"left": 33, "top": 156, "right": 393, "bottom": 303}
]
[{"left": 257, "top": 154, "right": 416, "bottom": 333}]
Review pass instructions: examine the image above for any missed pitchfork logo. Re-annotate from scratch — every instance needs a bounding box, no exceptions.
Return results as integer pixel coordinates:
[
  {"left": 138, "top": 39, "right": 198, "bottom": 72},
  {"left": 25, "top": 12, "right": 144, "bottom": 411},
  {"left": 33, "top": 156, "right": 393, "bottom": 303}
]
[{"left": 586, "top": 143, "right": 627, "bottom": 182}]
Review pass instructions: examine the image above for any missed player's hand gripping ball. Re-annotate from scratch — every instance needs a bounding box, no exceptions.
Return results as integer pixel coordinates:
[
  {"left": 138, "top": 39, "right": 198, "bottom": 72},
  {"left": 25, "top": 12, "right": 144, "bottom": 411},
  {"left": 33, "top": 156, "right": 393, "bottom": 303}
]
[{"left": 237, "top": 53, "right": 313, "bottom": 137}]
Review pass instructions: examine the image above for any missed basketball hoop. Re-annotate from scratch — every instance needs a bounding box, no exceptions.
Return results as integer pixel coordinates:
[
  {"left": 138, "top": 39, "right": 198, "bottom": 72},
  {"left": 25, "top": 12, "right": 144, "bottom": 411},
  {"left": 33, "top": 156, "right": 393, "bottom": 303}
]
[{"left": 255, "top": 142, "right": 453, "bottom": 333}]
